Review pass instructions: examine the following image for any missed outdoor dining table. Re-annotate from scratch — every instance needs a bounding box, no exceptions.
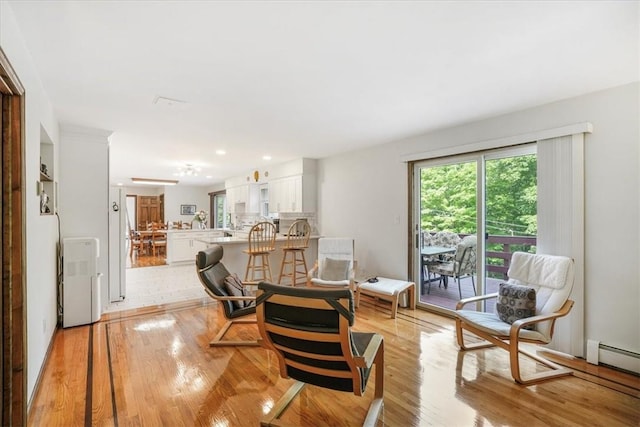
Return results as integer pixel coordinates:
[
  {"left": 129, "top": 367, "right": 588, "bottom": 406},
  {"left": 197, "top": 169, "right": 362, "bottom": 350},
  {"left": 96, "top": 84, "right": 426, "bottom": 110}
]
[{"left": 421, "top": 245, "right": 456, "bottom": 257}]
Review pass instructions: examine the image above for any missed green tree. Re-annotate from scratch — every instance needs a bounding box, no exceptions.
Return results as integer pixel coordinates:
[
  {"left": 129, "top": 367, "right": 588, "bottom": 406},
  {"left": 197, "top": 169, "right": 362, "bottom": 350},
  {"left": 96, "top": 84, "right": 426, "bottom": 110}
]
[{"left": 420, "top": 155, "right": 537, "bottom": 237}]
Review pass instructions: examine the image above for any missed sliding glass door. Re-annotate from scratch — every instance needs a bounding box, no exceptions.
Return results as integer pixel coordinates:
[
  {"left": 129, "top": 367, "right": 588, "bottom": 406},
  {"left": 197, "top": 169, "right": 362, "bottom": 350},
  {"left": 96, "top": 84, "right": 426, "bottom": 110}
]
[{"left": 413, "top": 144, "right": 536, "bottom": 312}]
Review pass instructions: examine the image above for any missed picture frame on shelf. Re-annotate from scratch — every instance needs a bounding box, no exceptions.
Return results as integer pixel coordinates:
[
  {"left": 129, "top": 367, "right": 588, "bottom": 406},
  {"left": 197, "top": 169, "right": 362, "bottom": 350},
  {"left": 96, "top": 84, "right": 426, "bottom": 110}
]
[{"left": 180, "top": 204, "right": 196, "bottom": 215}]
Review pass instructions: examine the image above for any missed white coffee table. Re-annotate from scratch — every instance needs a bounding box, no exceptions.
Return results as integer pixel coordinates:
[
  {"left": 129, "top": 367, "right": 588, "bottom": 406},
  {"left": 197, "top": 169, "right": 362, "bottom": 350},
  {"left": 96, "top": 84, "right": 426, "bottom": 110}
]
[{"left": 355, "top": 277, "right": 415, "bottom": 319}]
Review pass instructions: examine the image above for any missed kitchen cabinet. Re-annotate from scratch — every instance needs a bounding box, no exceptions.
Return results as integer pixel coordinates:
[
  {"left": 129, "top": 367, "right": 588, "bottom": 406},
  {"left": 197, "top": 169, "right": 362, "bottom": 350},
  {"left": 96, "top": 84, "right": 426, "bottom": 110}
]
[
  {"left": 226, "top": 184, "right": 260, "bottom": 213},
  {"left": 269, "top": 174, "right": 314, "bottom": 213},
  {"left": 166, "top": 230, "right": 224, "bottom": 263}
]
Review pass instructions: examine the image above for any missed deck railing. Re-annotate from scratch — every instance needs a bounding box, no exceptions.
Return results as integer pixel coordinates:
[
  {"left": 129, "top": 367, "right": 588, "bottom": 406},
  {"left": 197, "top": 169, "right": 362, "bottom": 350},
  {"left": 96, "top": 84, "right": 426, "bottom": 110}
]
[
  {"left": 485, "top": 234, "right": 537, "bottom": 279},
  {"left": 422, "top": 231, "right": 537, "bottom": 280}
]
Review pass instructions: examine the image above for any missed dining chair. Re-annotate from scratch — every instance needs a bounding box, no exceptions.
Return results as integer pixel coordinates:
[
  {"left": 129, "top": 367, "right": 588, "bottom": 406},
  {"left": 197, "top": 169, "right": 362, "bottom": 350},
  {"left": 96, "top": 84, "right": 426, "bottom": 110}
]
[
  {"left": 150, "top": 224, "right": 167, "bottom": 257},
  {"left": 129, "top": 229, "right": 144, "bottom": 257},
  {"left": 428, "top": 235, "right": 477, "bottom": 298}
]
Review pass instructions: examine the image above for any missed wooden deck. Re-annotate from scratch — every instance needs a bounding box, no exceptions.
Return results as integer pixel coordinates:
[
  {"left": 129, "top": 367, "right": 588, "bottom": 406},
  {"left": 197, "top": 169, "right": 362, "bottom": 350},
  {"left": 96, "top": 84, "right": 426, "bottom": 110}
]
[{"left": 420, "top": 275, "right": 501, "bottom": 312}]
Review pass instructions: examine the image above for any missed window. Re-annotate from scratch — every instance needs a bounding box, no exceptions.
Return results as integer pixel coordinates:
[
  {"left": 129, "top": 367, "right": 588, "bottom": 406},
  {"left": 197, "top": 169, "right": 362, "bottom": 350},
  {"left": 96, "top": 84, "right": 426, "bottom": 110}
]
[{"left": 210, "top": 191, "right": 228, "bottom": 229}]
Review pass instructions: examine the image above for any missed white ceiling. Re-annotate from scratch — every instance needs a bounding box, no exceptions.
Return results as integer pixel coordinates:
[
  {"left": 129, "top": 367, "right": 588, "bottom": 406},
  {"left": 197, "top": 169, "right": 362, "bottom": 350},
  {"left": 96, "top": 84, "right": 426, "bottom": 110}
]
[{"left": 7, "top": 1, "right": 638, "bottom": 186}]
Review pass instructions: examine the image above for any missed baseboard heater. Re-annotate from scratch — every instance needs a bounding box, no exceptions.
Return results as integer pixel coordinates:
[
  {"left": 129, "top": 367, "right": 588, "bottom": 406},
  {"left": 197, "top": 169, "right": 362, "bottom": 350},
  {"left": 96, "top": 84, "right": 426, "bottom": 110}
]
[{"left": 586, "top": 340, "right": 640, "bottom": 374}]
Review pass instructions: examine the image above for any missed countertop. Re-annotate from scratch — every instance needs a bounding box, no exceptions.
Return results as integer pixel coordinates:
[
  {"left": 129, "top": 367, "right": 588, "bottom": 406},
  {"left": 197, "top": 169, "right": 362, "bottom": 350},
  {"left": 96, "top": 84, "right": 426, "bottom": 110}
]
[{"left": 194, "top": 235, "right": 321, "bottom": 245}]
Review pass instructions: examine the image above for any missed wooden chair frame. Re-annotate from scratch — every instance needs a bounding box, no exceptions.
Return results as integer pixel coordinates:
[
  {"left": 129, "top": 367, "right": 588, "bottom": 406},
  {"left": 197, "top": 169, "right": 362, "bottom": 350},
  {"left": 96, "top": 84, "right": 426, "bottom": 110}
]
[
  {"left": 256, "top": 283, "right": 384, "bottom": 426},
  {"left": 456, "top": 293, "right": 574, "bottom": 385}
]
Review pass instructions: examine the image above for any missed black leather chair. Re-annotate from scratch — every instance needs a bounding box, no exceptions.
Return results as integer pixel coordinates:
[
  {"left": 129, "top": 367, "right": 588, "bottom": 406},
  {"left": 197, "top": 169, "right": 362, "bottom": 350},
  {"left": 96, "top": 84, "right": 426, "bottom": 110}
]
[
  {"left": 256, "top": 282, "right": 384, "bottom": 426},
  {"left": 196, "top": 245, "right": 259, "bottom": 347}
]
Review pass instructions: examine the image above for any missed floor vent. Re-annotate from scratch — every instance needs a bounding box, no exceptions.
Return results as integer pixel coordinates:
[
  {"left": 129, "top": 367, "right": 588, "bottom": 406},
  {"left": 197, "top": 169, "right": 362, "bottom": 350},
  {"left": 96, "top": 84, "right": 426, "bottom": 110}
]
[{"left": 587, "top": 340, "right": 640, "bottom": 374}]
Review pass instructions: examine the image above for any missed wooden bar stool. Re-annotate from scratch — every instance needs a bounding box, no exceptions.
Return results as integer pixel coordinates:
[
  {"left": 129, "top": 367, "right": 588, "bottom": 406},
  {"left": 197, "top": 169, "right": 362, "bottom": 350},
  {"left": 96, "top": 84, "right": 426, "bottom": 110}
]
[
  {"left": 243, "top": 221, "right": 277, "bottom": 282},
  {"left": 278, "top": 220, "right": 311, "bottom": 286}
]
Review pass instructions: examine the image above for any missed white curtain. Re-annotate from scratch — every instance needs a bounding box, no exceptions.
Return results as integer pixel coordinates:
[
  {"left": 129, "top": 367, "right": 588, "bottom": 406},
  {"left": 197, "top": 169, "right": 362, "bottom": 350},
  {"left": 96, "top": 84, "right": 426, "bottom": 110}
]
[{"left": 537, "top": 133, "right": 585, "bottom": 356}]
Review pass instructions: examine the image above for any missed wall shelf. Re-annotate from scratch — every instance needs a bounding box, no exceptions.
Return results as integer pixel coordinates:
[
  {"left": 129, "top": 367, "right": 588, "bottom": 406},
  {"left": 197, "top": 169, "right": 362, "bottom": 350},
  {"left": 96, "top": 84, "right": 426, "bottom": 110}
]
[{"left": 40, "top": 128, "right": 55, "bottom": 215}]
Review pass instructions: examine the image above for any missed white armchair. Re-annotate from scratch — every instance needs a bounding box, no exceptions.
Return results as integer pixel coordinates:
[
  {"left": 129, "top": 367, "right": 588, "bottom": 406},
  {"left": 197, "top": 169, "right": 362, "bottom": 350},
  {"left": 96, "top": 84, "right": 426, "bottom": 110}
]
[
  {"left": 455, "top": 251, "right": 575, "bottom": 385},
  {"left": 307, "top": 237, "right": 355, "bottom": 289}
]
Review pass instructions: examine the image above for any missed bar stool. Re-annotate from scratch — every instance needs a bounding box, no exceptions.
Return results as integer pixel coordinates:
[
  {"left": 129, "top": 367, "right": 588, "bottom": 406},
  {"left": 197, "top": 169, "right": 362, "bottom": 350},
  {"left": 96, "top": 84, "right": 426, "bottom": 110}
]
[
  {"left": 278, "top": 220, "right": 311, "bottom": 286},
  {"left": 243, "top": 221, "right": 277, "bottom": 282}
]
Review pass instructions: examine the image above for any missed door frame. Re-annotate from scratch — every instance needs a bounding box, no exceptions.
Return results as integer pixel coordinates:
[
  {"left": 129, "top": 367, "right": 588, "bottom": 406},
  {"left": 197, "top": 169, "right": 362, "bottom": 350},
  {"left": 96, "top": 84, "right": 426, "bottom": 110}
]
[
  {"left": 410, "top": 144, "right": 536, "bottom": 314},
  {"left": 0, "top": 46, "right": 27, "bottom": 425}
]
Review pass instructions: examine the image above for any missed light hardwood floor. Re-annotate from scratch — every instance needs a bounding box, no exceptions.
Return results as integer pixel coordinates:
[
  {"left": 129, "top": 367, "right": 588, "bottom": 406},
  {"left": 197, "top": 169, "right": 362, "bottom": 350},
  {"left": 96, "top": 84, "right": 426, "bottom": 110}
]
[{"left": 29, "top": 294, "right": 639, "bottom": 426}]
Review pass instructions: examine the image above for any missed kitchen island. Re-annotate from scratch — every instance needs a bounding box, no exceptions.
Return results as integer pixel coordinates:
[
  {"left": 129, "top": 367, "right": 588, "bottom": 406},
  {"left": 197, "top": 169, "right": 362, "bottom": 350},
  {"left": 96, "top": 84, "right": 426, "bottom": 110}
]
[{"left": 166, "top": 228, "right": 319, "bottom": 282}]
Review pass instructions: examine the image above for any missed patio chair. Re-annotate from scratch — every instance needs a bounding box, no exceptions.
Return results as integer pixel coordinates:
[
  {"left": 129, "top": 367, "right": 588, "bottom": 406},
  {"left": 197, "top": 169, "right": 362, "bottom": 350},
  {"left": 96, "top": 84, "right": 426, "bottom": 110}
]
[
  {"left": 422, "top": 230, "right": 461, "bottom": 286},
  {"left": 455, "top": 251, "right": 575, "bottom": 385},
  {"left": 428, "top": 235, "right": 477, "bottom": 298},
  {"left": 307, "top": 237, "right": 356, "bottom": 290},
  {"left": 196, "top": 245, "right": 260, "bottom": 347},
  {"left": 256, "top": 281, "right": 384, "bottom": 426}
]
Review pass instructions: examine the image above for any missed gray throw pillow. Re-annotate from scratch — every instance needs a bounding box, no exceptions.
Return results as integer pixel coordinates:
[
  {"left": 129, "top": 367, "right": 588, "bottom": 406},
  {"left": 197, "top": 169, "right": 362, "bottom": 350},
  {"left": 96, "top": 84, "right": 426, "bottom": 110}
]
[
  {"left": 321, "top": 258, "right": 350, "bottom": 281},
  {"left": 496, "top": 283, "right": 536, "bottom": 330},
  {"left": 224, "top": 274, "right": 248, "bottom": 309}
]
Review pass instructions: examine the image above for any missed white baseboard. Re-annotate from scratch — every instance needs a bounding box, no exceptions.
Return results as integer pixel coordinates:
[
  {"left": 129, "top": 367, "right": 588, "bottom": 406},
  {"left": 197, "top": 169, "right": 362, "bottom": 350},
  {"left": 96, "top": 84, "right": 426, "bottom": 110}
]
[{"left": 586, "top": 339, "right": 640, "bottom": 374}]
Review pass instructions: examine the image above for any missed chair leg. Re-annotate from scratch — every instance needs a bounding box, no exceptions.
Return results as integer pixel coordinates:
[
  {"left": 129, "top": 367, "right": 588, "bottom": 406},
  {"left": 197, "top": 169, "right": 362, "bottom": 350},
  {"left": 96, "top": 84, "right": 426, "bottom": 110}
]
[
  {"left": 363, "top": 340, "right": 385, "bottom": 427},
  {"left": 262, "top": 254, "right": 273, "bottom": 282},
  {"left": 510, "top": 341, "right": 573, "bottom": 385},
  {"left": 245, "top": 256, "right": 253, "bottom": 282},
  {"left": 261, "top": 381, "right": 307, "bottom": 426},
  {"left": 456, "top": 319, "right": 572, "bottom": 384},
  {"left": 277, "top": 251, "right": 289, "bottom": 284},
  {"left": 209, "top": 318, "right": 260, "bottom": 347}
]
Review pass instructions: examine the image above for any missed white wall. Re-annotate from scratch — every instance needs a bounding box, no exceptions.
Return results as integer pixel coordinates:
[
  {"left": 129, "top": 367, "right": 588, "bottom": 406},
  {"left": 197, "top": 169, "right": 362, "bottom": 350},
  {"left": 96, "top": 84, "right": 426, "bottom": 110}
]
[
  {"left": 1, "top": 2, "right": 60, "bottom": 402},
  {"left": 163, "top": 185, "right": 211, "bottom": 225},
  {"left": 317, "top": 82, "right": 639, "bottom": 359},
  {"left": 122, "top": 185, "right": 164, "bottom": 196},
  {"left": 58, "top": 126, "right": 112, "bottom": 312}
]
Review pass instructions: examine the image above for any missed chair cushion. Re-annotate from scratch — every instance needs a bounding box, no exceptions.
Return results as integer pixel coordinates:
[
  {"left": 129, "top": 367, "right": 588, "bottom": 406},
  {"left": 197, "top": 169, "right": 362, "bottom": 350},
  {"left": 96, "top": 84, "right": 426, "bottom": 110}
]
[
  {"left": 496, "top": 283, "right": 536, "bottom": 330},
  {"left": 224, "top": 274, "right": 249, "bottom": 309},
  {"left": 322, "top": 258, "right": 350, "bottom": 281},
  {"left": 456, "top": 310, "right": 549, "bottom": 343},
  {"left": 507, "top": 252, "right": 573, "bottom": 289},
  {"left": 429, "top": 261, "right": 453, "bottom": 276},
  {"left": 310, "top": 278, "right": 350, "bottom": 287}
]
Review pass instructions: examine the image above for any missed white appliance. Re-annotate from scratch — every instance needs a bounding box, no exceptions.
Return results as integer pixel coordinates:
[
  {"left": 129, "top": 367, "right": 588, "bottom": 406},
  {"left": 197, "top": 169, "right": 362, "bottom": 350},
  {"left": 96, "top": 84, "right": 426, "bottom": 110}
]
[{"left": 63, "top": 237, "right": 101, "bottom": 328}]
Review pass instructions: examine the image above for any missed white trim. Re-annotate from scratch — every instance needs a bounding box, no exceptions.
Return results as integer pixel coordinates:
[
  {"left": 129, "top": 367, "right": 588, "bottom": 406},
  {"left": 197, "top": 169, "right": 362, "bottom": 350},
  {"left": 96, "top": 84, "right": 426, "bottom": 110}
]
[{"left": 401, "top": 122, "right": 593, "bottom": 162}]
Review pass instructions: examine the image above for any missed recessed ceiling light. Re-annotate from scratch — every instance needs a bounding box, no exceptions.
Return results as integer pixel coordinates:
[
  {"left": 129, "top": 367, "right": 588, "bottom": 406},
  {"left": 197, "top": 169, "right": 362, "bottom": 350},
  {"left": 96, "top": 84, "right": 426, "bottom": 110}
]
[
  {"left": 206, "top": 175, "right": 213, "bottom": 179},
  {"left": 215, "top": 150, "right": 226, "bottom": 155},
  {"left": 117, "top": 182, "right": 123, "bottom": 186},
  {"left": 263, "top": 155, "right": 272, "bottom": 161}
]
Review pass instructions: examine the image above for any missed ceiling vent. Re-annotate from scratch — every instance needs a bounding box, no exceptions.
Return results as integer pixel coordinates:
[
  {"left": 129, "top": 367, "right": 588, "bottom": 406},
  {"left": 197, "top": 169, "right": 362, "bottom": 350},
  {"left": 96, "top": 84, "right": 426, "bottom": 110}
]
[{"left": 153, "top": 96, "right": 188, "bottom": 108}]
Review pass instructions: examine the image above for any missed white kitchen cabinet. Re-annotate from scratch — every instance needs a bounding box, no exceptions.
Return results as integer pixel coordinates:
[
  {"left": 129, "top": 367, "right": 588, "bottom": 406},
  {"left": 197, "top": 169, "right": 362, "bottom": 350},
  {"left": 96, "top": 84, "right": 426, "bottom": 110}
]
[
  {"left": 226, "top": 184, "right": 260, "bottom": 213},
  {"left": 167, "top": 230, "right": 223, "bottom": 263},
  {"left": 269, "top": 174, "right": 314, "bottom": 213}
]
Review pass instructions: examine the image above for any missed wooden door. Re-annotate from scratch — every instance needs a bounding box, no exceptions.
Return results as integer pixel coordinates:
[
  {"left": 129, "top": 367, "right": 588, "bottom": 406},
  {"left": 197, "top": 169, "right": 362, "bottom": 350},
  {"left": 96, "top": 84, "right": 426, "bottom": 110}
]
[{"left": 137, "top": 196, "right": 160, "bottom": 227}]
